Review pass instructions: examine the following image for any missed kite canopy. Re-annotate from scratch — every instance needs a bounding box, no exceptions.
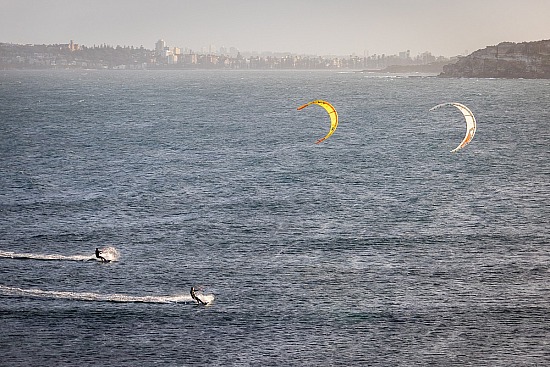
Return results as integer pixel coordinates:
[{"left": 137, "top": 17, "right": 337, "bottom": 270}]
[
  {"left": 430, "top": 102, "right": 477, "bottom": 153},
  {"left": 297, "top": 100, "right": 338, "bottom": 144}
]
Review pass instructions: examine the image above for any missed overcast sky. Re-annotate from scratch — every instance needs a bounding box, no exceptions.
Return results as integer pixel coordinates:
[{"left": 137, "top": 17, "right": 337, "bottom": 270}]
[{"left": 1, "top": 0, "right": 549, "bottom": 56}]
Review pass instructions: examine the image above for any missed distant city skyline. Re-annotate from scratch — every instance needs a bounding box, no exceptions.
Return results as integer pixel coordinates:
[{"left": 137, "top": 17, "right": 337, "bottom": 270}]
[
  {"left": 1, "top": 0, "right": 549, "bottom": 57},
  {"left": 1, "top": 40, "right": 450, "bottom": 71},
  {"left": 152, "top": 38, "right": 443, "bottom": 59}
]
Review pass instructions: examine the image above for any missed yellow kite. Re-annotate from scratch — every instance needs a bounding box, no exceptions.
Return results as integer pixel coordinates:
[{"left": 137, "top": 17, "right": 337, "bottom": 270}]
[{"left": 297, "top": 100, "right": 338, "bottom": 144}]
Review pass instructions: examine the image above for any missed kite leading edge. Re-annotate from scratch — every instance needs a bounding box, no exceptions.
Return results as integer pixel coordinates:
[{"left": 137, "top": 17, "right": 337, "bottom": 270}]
[
  {"left": 297, "top": 100, "right": 338, "bottom": 144},
  {"left": 430, "top": 102, "right": 477, "bottom": 153}
]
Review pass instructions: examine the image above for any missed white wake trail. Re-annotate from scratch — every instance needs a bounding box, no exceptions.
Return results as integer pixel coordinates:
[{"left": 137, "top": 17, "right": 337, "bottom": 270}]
[
  {"left": 0, "top": 246, "right": 120, "bottom": 262},
  {"left": 0, "top": 285, "right": 199, "bottom": 304},
  {"left": 0, "top": 251, "right": 93, "bottom": 261}
]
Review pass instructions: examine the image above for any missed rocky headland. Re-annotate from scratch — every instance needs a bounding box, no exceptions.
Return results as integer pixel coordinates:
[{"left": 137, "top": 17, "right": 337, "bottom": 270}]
[{"left": 439, "top": 39, "right": 550, "bottom": 79}]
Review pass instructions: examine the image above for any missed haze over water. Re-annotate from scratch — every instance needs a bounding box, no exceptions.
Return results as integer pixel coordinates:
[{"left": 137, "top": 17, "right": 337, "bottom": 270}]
[
  {"left": 0, "top": 70, "right": 549, "bottom": 365},
  {"left": 2, "top": 0, "right": 550, "bottom": 56}
]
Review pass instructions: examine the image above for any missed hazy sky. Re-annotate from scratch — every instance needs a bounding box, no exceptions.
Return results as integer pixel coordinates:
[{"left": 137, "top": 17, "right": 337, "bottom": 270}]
[{"left": 1, "top": 0, "right": 549, "bottom": 56}]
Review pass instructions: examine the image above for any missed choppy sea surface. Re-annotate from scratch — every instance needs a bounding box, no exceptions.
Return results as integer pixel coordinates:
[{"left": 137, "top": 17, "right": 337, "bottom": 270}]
[{"left": 0, "top": 70, "right": 549, "bottom": 366}]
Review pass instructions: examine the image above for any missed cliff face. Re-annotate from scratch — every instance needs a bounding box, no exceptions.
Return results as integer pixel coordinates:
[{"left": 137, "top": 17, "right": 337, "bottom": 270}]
[{"left": 439, "top": 40, "right": 550, "bottom": 79}]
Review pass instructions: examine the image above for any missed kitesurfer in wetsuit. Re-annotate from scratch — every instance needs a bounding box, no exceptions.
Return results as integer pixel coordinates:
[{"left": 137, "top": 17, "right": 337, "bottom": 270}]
[
  {"left": 190, "top": 287, "right": 206, "bottom": 305},
  {"left": 95, "top": 248, "right": 107, "bottom": 262}
]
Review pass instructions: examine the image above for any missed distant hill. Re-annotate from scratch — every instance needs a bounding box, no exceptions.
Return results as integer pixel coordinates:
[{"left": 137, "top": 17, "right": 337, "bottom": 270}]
[{"left": 439, "top": 39, "right": 550, "bottom": 79}]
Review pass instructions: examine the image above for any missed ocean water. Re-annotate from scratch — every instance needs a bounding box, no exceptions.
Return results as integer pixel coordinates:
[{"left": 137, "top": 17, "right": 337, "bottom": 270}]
[{"left": 0, "top": 70, "right": 549, "bottom": 366}]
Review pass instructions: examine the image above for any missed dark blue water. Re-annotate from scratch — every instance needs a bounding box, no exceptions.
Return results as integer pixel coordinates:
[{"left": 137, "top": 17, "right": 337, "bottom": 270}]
[{"left": 1, "top": 70, "right": 549, "bottom": 366}]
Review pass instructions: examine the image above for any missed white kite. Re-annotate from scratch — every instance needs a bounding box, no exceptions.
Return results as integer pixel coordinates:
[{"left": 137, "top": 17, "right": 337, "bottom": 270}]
[{"left": 430, "top": 102, "right": 477, "bottom": 153}]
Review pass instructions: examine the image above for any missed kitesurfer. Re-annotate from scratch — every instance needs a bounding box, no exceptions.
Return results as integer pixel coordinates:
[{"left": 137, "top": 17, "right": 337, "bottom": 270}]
[
  {"left": 95, "top": 248, "right": 107, "bottom": 263},
  {"left": 190, "top": 287, "right": 207, "bottom": 305}
]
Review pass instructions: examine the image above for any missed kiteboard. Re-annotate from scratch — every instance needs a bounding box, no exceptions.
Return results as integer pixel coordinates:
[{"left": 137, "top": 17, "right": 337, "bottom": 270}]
[
  {"left": 192, "top": 294, "right": 208, "bottom": 305},
  {"left": 195, "top": 298, "right": 208, "bottom": 306}
]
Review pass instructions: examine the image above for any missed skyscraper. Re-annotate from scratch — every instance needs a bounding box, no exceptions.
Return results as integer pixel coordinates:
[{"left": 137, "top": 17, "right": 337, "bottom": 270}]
[{"left": 155, "top": 39, "right": 166, "bottom": 56}]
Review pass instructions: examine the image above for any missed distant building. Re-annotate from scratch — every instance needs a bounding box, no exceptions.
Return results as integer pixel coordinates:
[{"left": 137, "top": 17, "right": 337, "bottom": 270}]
[
  {"left": 69, "top": 40, "right": 79, "bottom": 51},
  {"left": 399, "top": 50, "right": 410, "bottom": 59},
  {"left": 229, "top": 47, "right": 239, "bottom": 58},
  {"left": 155, "top": 39, "right": 166, "bottom": 56},
  {"left": 181, "top": 53, "right": 198, "bottom": 65}
]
